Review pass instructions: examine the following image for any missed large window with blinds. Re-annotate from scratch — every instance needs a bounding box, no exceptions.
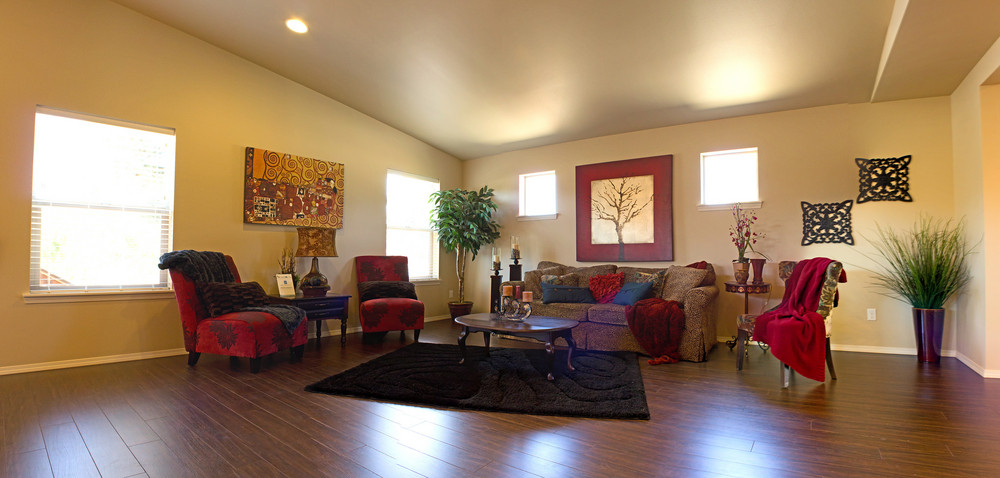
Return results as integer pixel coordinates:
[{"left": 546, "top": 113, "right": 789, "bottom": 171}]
[
  {"left": 30, "top": 106, "right": 176, "bottom": 292},
  {"left": 386, "top": 170, "right": 439, "bottom": 281}
]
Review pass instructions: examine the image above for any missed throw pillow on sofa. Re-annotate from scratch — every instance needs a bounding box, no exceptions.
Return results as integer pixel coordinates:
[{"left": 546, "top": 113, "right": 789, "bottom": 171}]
[
  {"left": 541, "top": 273, "right": 581, "bottom": 287},
  {"left": 661, "top": 266, "right": 709, "bottom": 302},
  {"left": 541, "top": 283, "right": 596, "bottom": 304},
  {"left": 589, "top": 272, "right": 625, "bottom": 304},
  {"left": 612, "top": 281, "right": 655, "bottom": 306},
  {"left": 198, "top": 281, "right": 269, "bottom": 317}
]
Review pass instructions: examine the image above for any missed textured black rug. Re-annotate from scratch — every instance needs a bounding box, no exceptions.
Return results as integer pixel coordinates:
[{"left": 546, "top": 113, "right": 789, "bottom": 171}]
[{"left": 305, "top": 343, "right": 649, "bottom": 419}]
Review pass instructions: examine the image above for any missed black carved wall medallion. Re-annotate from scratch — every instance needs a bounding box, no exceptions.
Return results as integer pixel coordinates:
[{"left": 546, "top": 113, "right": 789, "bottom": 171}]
[
  {"left": 856, "top": 155, "right": 912, "bottom": 203},
  {"left": 801, "top": 200, "right": 854, "bottom": 245}
]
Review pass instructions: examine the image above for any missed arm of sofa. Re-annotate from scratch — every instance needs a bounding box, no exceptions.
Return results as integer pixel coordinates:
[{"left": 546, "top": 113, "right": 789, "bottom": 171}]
[{"left": 679, "top": 284, "right": 719, "bottom": 361}]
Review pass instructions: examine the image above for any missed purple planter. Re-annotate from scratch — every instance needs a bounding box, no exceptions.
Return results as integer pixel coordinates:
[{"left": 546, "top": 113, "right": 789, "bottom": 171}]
[{"left": 912, "top": 308, "right": 945, "bottom": 363}]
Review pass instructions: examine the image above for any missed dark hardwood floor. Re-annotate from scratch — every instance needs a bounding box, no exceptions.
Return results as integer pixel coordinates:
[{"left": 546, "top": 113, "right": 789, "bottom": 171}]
[{"left": 3, "top": 319, "right": 999, "bottom": 477}]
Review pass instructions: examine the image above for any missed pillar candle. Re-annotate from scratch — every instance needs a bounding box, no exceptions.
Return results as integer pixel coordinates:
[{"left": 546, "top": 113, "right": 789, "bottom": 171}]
[
  {"left": 515, "top": 285, "right": 521, "bottom": 298},
  {"left": 502, "top": 285, "right": 513, "bottom": 296},
  {"left": 522, "top": 291, "right": 533, "bottom": 302}
]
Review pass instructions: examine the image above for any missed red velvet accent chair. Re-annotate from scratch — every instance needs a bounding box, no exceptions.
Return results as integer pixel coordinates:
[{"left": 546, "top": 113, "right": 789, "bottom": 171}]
[
  {"left": 167, "top": 255, "right": 308, "bottom": 373},
  {"left": 355, "top": 255, "right": 424, "bottom": 342}
]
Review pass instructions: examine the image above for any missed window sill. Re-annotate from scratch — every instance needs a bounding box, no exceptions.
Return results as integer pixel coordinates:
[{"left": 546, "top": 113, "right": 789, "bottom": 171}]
[
  {"left": 23, "top": 289, "right": 175, "bottom": 304},
  {"left": 697, "top": 201, "right": 762, "bottom": 212},
  {"left": 517, "top": 213, "right": 559, "bottom": 221},
  {"left": 411, "top": 279, "right": 441, "bottom": 286}
]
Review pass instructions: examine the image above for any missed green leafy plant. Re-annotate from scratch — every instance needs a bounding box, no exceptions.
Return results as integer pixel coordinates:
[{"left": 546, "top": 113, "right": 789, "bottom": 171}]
[
  {"left": 868, "top": 216, "right": 973, "bottom": 310},
  {"left": 429, "top": 186, "right": 502, "bottom": 303}
]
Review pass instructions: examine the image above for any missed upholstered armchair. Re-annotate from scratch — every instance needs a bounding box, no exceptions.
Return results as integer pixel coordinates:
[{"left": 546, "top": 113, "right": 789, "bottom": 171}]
[
  {"left": 162, "top": 252, "right": 308, "bottom": 373},
  {"left": 738, "top": 259, "right": 844, "bottom": 387},
  {"left": 355, "top": 255, "right": 424, "bottom": 342}
]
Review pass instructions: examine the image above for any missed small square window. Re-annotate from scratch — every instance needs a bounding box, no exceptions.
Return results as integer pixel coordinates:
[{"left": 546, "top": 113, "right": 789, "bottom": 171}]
[
  {"left": 701, "top": 148, "right": 759, "bottom": 206},
  {"left": 519, "top": 170, "right": 556, "bottom": 217}
]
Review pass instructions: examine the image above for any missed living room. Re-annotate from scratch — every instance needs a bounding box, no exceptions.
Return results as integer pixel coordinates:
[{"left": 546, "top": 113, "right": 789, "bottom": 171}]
[{"left": 3, "top": 0, "right": 1000, "bottom": 476}]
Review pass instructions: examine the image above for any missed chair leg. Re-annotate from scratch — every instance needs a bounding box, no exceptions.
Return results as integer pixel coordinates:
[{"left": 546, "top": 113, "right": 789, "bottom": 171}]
[
  {"left": 826, "top": 337, "right": 837, "bottom": 380},
  {"left": 290, "top": 345, "right": 304, "bottom": 363},
  {"left": 400, "top": 330, "right": 406, "bottom": 341},
  {"left": 414, "top": 329, "right": 420, "bottom": 342},
  {"left": 780, "top": 363, "right": 791, "bottom": 388},
  {"left": 249, "top": 357, "right": 262, "bottom": 374},
  {"left": 735, "top": 329, "right": 747, "bottom": 370},
  {"left": 187, "top": 351, "right": 200, "bottom": 366}
]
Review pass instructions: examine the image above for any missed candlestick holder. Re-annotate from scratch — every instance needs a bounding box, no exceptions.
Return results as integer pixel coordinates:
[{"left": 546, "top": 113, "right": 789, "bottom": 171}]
[{"left": 499, "top": 296, "right": 532, "bottom": 322}]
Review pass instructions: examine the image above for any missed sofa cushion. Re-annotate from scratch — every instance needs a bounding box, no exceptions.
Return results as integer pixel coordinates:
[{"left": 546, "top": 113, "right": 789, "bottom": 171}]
[
  {"left": 586, "top": 303, "right": 629, "bottom": 326},
  {"left": 541, "top": 273, "right": 582, "bottom": 287},
  {"left": 612, "top": 281, "right": 655, "bottom": 306},
  {"left": 524, "top": 266, "right": 566, "bottom": 296},
  {"left": 530, "top": 302, "right": 593, "bottom": 322},
  {"left": 541, "top": 283, "right": 596, "bottom": 304},
  {"left": 661, "top": 266, "right": 709, "bottom": 302},
  {"left": 589, "top": 272, "right": 624, "bottom": 304},
  {"left": 574, "top": 264, "right": 619, "bottom": 284}
]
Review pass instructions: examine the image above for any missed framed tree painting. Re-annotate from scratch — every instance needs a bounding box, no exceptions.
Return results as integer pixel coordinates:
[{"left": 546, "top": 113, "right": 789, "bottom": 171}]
[{"left": 576, "top": 155, "right": 673, "bottom": 262}]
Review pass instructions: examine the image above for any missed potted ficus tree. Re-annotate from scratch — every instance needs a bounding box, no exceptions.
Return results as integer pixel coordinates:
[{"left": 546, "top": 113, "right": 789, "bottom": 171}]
[
  {"left": 430, "top": 185, "right": 502, "bottom": 318},
  {"left": 869, "top": 216, "right": 973, "bottom": 363}
]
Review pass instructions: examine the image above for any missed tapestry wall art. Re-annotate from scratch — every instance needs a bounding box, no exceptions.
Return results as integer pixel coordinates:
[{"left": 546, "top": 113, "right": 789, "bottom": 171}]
[
  {"left": 856, "top": 155, "right": 912, "bottom": 203},
  {"left": 243, "top": 147, "right": 344, "bottom": 228},
  {"left": 576, "top": 155, "right": 673, "bottom": 262},
  {"left": 801, "top": 200, "right": 854, "bottom": 245}
]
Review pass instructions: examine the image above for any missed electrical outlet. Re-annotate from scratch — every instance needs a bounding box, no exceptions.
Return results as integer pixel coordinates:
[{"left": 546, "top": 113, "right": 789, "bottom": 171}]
[
  {"left": 449, "top": 290, "right": 454, "bottom": 299},
  {"left": 867, "top": 308, "right": 877, "bottom": 321}
]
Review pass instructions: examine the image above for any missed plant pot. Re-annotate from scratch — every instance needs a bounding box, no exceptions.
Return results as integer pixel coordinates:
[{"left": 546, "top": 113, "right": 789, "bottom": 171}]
[
  {"left": 749, "top": 258, "right": 766, "bottom": 284},
  {"left": 912, "top": 308, "right": 945, "bottom": 363},
  {"left": 448, "top": 301, "right": 474, "bottom": 319},
  {"left": 732, "top": 260, "right": 750, "bottom": 284}
]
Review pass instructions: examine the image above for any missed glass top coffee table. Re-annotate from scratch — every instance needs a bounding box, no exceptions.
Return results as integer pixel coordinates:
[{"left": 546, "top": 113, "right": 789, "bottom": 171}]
[{"left": 454, "top": 313, "right": 579, "bottom": 381}]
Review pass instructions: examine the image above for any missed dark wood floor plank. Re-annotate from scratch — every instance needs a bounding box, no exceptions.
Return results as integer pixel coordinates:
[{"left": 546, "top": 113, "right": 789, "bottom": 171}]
[
  {"left": 2, "top": 320, "right": 999, "bottom": 478},
  {"left": 39, "top": 422, "right": 100, "bottom": 478}
]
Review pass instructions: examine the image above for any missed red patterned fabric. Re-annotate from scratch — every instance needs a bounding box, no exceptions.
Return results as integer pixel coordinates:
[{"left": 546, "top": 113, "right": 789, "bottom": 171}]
[
  {"left": 626, "top": 298, "right": 685, "bottom": 365},
  {"left": 685, "top": 261, "right": 708, "bottom": 269},
  {"left": 752, "top": 258, "right": 832, "bottom": 382},
  {"left": 355, "top": 256, "right": 425, "bottom": 334},
  {"left": 589, "top": 272, "right": 624, "bottom": 304},
  {"left": 167, "top": 255, "right": 308, "bottom": 360}
]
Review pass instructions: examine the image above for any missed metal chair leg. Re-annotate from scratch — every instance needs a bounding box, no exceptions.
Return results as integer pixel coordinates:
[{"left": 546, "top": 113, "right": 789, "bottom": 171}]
[
  {"left": 735, "top": 329, "right": 748, "bottom": 370},
  {"left": 781, "top": 363, "right": 791, "bottom": 388}
]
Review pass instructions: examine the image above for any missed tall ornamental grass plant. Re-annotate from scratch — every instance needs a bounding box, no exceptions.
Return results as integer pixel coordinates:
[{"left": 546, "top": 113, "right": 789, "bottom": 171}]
[{"left": 869, "top": 216, "right": 972, "bottom": 310}]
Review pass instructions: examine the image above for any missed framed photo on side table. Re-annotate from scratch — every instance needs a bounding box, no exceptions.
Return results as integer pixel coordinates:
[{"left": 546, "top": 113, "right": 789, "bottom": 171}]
[{"left": 275, "top": 274, "right": 295, "bottom": 297}]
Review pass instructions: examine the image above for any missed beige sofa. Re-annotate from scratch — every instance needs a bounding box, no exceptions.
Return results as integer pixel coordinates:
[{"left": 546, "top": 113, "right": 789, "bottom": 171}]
[{"left": 502, "top": 261, "right": 718, "bottom": 362}]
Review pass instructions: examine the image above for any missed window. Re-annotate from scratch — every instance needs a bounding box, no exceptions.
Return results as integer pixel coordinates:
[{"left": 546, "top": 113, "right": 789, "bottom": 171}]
[
  {"left": 518, "top": 170, "right": 556, "bottom": 217},
  {"left": 386, "top": 170, "right": 440, "bottom": 280},
  {"left": 30, "top": 106, "right": 176, "bottom": 292},
  {"left": 700, "top": 147, "right": 759, "bottom": 207}
]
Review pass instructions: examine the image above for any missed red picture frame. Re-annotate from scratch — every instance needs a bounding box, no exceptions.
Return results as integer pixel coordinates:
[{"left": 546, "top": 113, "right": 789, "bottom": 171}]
[{"left": 575, "top": 155, "right": 673, "bottom": 262}]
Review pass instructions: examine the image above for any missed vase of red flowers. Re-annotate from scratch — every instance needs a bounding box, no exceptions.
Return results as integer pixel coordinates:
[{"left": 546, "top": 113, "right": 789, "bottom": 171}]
[{"left": 730, "top": 203, "right": 762, "bottom": 284}]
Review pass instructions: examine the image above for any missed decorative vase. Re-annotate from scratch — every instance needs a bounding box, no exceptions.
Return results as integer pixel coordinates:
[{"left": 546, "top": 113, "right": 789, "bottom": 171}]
[
  {"left": 749, "top": 258, "right": 766, "bottom": 284},
  {"left": 732, "top": 260, "right": 750, "bottom": 284},
  {"left": 912, "top": 308, "right": 945, "bottom": 363}
]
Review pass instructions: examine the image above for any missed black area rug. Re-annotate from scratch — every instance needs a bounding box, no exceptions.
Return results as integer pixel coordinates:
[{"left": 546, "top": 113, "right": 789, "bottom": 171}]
[{"left": 305, "top": 343, "right": 649, "bottom": 420}]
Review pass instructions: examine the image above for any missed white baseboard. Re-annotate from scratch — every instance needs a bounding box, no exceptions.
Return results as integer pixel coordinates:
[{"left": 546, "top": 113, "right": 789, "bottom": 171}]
[
  {"left": 2, "top": 315, "right": 455, "bottom": 377},
  {"left": 0, "top": 348, "right": 188, "bottom": 376}
]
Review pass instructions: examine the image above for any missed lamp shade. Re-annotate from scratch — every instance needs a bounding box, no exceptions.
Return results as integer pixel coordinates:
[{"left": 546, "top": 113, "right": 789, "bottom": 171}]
[{"left": 295, "top": 227, "right": 337, "bottom": 257}]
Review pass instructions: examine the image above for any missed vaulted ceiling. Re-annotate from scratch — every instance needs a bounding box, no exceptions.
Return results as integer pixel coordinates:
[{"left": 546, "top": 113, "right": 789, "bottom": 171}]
[{"left": 111, "top": 0, "right": 1000, "bottom": 159}]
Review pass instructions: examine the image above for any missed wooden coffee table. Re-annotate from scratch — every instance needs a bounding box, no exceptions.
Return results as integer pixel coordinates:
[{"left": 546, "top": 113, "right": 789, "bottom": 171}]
[{"left": 455, "top": 313, "right": 579, "bottom": 380}]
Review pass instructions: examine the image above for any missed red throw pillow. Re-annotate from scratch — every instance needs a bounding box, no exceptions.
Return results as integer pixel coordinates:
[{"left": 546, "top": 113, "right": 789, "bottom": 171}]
[
  {"left": 589, "top": 272, "right": 624, "bottom": 304},
  {"left": 685, "top": 261, "right": 708, "bottom": 270}
]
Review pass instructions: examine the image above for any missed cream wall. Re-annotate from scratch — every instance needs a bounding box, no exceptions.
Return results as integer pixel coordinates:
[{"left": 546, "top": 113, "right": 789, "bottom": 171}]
[
  {"left": 464, "top": 98, "right": 958, "bottom": 356},
  {"left": 0, "top": 0, "right": 460, "bottom": 371},
  {"left": 950, "top": 34, "right": 1000, "bottom": 377}
]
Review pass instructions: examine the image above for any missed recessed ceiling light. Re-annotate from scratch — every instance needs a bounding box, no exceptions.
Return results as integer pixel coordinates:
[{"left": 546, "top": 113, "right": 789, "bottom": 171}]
[{"left": 286, "top": 18, "right": 308, "bottom": 34}]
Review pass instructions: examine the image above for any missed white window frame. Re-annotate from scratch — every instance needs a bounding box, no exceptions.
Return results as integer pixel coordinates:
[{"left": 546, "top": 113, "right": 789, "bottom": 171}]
[
  {"left": 27, "top": 106, "right": 176, "bottom": 300},
  {"left": 699, "top": 147, "right": 762, "bottom": 211},
  {"left": 518, "top": 170, "right": 558, "bottom": 220},
  {"left": 386, "top": 170, "right": 440, "bottom": 281}
]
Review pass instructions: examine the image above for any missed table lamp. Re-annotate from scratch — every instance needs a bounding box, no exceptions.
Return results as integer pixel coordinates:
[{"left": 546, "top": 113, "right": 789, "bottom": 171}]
[{"left": 295, "top": 227, "right": 337, "bottom": 297}]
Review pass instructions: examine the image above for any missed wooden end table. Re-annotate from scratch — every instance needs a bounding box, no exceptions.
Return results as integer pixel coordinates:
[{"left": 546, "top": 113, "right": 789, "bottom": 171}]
[
  {"left": 269, "top": 293, "right": 351, "bottom": 346},
  {"left": 723, "top": 281, "right": 771, "bottom": 355},
  {"left": 454, "top": 313, "right": 578, "bottom": 381}
]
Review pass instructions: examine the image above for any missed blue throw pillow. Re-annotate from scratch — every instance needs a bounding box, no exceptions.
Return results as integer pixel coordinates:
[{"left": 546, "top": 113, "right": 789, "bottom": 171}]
[
  {"left": 612, "top": 281, "right": 655, "bottom": 306},
  {"left": 541, "top": 283, "right": 596, "bottom": 304}
]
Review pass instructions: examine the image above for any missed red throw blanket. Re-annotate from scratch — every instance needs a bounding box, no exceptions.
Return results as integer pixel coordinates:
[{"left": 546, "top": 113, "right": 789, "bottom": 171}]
[
  {"left": 626, "top": 298, "right": 685, "bottom": 365},
  {"left": 752, "top": 257, "right": 845, "bottom": 382}
]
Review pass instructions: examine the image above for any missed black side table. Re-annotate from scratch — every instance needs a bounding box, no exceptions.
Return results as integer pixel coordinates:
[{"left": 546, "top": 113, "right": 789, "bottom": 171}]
[{"left": 270, "top": 293, "right": 351, "bottom": 346}]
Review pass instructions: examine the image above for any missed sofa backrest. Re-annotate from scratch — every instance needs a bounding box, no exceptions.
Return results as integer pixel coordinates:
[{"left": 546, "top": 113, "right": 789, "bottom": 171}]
[{"left": 524, "top": 261, "right": 717, "bottom": 302}]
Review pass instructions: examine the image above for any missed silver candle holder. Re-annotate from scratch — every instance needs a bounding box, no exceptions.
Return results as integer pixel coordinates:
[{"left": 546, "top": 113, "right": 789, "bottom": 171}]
[{"left": 499, "top": 296, "right": 532, "bottom": 322}]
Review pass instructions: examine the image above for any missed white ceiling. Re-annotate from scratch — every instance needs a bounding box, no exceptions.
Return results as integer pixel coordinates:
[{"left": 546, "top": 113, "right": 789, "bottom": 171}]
[{"left": 110, "top": 0, "right": 1000, "bottom": 160}]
